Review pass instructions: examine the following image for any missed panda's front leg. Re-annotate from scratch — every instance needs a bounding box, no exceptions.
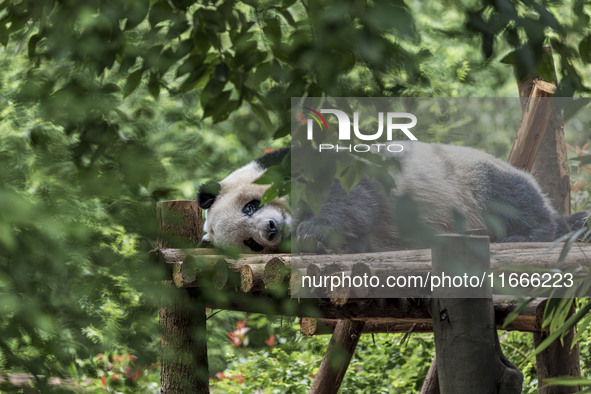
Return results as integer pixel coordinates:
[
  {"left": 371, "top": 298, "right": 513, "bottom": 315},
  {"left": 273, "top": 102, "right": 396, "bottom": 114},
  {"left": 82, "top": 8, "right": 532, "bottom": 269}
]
[
  {"left": 294, "top": 179, "right": 382, "bottom": 254},
  {"left": 295, "top": 217, "right": 342, "bottom": 253}
]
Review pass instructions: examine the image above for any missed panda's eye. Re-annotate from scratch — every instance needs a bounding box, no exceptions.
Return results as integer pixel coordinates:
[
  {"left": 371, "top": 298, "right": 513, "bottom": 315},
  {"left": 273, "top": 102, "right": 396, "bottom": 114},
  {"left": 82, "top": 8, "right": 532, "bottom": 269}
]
[{"left": 242, "top": 199, "right": 260, "bottom": 216}]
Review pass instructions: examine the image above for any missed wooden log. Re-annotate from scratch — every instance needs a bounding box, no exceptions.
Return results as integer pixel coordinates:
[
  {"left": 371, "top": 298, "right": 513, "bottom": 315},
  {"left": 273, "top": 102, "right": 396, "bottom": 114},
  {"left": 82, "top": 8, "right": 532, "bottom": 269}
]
[
  {"left": 240, "top": 264, "right": 265, "bottom": 293},
  {"left": 153, "top": 243, "right": 591, "bottom": 292},
  {"left": 290, "top": 268, "right": 308, "bottom": 296},
  {"left": 309, "top": 319, "right": 365, "bottom": 394},
  {"left": 507, "top": 79, "right": 556, "bottom": 172},
  {"left": 263, "top": 256, "right": 289, "bottom": 289},
  {"left": 300, "top": 317, "right": 433, "bottom": 335},
  {"left": 203, "top": 285, "right": 545, "bottom": 333},
  {"left": 431, "top": 235, "right": 523, "bottom": 393},
  {"left": 171, "top": 255, "right": 229, "bottom": 289},
  {"left": 301, "top": 296, "right": 544, "bottom": 334},
  {"left": 156, "top": 201, "right": 208, "bottom": 394}
]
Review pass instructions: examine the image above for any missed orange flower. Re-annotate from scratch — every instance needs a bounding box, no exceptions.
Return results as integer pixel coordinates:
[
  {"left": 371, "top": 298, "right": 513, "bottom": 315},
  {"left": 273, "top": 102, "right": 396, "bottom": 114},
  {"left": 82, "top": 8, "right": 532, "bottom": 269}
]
[
  {"left": 228, "top": 318, "right": 250, "bottom": 346},
  {"left": 232, "top": 375, "right": 245, "bottom": 383},
  {"left": 265, "top": 335, "right": 276, "bottom": 347}
]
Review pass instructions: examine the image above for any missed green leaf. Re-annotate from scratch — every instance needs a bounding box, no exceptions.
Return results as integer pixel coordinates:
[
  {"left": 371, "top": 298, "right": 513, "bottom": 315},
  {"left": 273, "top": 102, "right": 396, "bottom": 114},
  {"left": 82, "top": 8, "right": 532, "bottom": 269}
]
[
  {"left": 274, "top": 124, "right": 290, "bottom": 139},
  {"left": 500, "top": 51, "right": 515, "bottom": 65},
  {"left": 123, "top": 69, "right": 144, "bottom": 97},
  {"left": 570, "top": 154, "right": 591, "bottom": 165},
  {"left": 279, "top": 9, "right": 297, "bottom": 27},
  {"left": 148, "top": 72, "right": 160, "bottom": 99},
  {"left": 250, "top": 103, "right": 274, "bottom": 132},
  {"left": 263, "top": 16, "right": 282, "bottom": 46},
  {"left": 534, "top": 303, "right": 591, "bottom": 356},
  {"left": 124, "top": 1, "right": 149, "bottom": 30},
  {"left": 261, "top": 185, "right": 279, "bottom": 205},
  {"left": 27, "top": 33, "right": 41, "bottom": 59},
  {"left": 579, "top": 35, "right": 591, "bottom": 63},
  {"left": 562, "top": 99, "right": 590, "bottom": 122},
  {"left": 544, "top": 377, "right": 591, "bottom": 387},
  {"left": 536, "top": 50, "right": 555, "bottom": 82}
]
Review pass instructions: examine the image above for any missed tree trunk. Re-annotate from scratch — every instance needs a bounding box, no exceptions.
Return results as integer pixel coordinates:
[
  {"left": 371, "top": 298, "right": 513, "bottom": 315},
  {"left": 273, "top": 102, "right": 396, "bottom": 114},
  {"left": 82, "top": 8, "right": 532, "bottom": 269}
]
[{"left": 157, "top": 201, "right": 209, "bottom": 393}]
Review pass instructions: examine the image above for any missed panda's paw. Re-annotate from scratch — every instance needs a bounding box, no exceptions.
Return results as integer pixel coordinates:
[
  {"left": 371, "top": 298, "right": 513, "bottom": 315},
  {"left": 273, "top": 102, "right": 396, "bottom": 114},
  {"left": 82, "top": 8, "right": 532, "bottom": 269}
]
[{"left": 295, "top": 218, "right": 341, "bottom": 253}]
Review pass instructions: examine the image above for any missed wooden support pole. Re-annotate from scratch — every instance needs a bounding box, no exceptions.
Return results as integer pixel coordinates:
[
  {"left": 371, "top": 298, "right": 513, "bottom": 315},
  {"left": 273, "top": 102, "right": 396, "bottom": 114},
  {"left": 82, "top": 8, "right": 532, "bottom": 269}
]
[
  {"left": 309, "top": 319, "right": 365, "bottom": 394},
  {"left": 507, "top": 79, "right": 556, "bottom": 172},
  {"left": 513, "top": 46, "right": 571, "bottom": 213},
  {"left": 430, "top": 235, "right": 523, "bottom": 394},
  {"left": 512, "top": 54, "right": 581, "bottom": 393},
  {"left": 157, "top": 201, "right": 209, "bottom": 394},
  {"left": 419, "top": 355, "right": 440, "bottom": 394},
  {"left": 534, "top": 301, "right": 581, "bottom": 394}
]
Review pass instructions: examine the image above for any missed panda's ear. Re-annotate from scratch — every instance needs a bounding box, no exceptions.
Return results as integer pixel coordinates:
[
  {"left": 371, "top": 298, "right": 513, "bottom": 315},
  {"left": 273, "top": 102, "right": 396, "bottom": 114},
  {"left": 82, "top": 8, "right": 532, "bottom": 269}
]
[{"left": 197, "top": 181, "right": 221, "bottom": 209}]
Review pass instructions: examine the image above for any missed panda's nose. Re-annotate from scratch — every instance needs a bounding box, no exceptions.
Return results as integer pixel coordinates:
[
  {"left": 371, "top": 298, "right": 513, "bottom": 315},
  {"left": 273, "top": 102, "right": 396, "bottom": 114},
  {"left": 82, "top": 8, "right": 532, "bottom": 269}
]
[{"left": 267, "top": 220, "right": 277, "bottom": 241}]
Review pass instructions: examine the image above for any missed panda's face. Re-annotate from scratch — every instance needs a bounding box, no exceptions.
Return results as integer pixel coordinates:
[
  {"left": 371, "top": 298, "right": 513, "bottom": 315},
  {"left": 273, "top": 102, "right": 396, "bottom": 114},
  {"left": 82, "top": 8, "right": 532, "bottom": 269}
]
[{"left": 198, "top": 162, "right": 291, "bottom": 253}]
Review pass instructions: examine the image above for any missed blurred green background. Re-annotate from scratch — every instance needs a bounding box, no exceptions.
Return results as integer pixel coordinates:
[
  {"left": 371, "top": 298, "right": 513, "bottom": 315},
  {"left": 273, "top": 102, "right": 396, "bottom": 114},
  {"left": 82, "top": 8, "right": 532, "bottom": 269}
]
[{"left": 0, "top": 0, "right": 590, "bottom": 392}]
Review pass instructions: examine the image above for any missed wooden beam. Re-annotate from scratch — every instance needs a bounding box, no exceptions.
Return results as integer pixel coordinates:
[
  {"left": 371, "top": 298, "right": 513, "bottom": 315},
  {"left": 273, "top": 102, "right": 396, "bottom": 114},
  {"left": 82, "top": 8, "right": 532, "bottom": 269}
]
[
  {"left": 300, "top": 297, "right": 546, "bottom": 334},
  {"left": 300, "top": 317, "right": 433, "bottom": 335},
  {"left": 152, "top": 243, "right": 591, "bottom": 293}
]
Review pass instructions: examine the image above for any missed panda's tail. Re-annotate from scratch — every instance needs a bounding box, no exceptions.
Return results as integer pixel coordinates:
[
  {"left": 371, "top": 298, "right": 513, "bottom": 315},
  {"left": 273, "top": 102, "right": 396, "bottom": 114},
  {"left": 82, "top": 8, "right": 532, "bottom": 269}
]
[{"left": 555, "top": 211, "right": 590, "bottom": 240}]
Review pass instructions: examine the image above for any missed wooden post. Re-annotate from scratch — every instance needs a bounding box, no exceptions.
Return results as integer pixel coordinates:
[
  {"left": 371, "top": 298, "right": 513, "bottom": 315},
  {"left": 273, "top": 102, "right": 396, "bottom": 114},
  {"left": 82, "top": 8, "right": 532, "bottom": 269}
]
[
  {"left": 534, "top": 301, "right": 581, "bottom": 394},
  {"left": 430, "top": 235, "right": 523, "bottom": 394},
  {"left": 513, "top": 47, "right": 571, "bottom": 213},
  {"left": 512, "top": 54, "right": 581, "bottom": 393},
  {"left": 507, "top": 79, "right": 555, "bottom": 171},
  {"left": 419, "top": 355, "right": 440, "bottom": 394},
  {"left": 309, "top": 319, "right": 365, "bottom": 394},
  {"left": 157, "top": 200, "right": 209, "bottom": 393}
]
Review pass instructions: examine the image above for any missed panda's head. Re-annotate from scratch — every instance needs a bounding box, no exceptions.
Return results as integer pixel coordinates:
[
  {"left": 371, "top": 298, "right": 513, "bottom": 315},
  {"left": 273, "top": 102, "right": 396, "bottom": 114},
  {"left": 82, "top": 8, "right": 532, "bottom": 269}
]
[{"left": 197, "top": 150, "right": 291, "bottom": 253}]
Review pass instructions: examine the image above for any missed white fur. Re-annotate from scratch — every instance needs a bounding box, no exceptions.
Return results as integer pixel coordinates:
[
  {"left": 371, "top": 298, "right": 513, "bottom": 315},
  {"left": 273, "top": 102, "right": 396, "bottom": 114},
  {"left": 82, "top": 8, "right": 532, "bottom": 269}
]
[{"left": 202, "top": 162, "right": 291, "bottom": 252}]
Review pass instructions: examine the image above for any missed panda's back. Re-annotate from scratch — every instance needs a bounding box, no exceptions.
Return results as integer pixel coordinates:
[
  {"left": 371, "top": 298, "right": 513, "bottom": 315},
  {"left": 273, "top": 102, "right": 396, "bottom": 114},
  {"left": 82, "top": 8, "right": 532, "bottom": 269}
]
[{"left": 386, "top": 142, "right": 556, "bottom": 237}]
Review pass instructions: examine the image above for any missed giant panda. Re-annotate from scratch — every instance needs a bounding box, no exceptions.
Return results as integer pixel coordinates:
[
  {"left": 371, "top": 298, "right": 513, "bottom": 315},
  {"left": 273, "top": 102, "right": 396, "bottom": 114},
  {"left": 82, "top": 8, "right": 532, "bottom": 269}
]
[{"left": 197, "top": 143, "right": 588, "bottom": 253}]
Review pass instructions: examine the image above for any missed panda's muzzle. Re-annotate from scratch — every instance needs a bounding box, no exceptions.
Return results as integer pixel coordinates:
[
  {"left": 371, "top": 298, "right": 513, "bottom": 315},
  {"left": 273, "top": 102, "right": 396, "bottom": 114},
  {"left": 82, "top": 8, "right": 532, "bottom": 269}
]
[
  {"left": 244, "top": 238, "right": 264, "bottom": 252},
  {"left": 267, "top": 220, "right": 278, "bottom": 241}
]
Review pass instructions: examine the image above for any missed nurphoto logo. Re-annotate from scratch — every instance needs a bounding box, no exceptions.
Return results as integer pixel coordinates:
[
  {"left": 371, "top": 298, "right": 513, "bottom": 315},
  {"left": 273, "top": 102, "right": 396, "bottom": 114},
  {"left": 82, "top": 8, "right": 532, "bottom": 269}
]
[{"left": 299, "top": 107, "right": 418, "bottom": 153}]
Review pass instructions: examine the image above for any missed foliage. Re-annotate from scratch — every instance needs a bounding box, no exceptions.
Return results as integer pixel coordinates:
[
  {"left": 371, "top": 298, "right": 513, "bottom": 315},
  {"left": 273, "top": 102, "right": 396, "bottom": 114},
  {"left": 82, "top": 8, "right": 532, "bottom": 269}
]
[
  {"left": 0, "top": 0, "right": 589, "bottom": 392},
  {"left": 209, "top": 323, "right": 437, "bottom": 394},
  {"left": 209, "top": 318, "right": 591, "bottom": 394},
  {"left": 70, "top": 352, "right": 160, "bottom": 393}
]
